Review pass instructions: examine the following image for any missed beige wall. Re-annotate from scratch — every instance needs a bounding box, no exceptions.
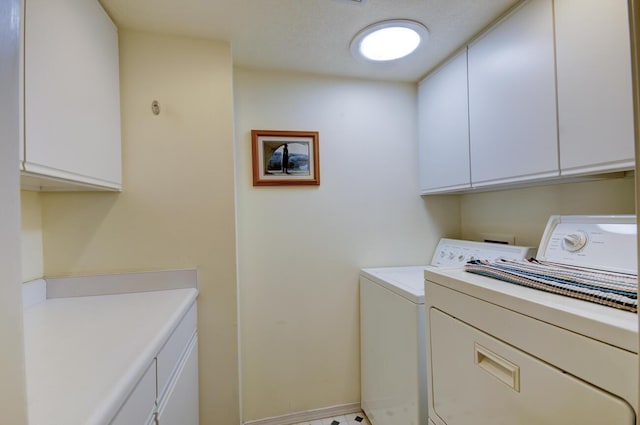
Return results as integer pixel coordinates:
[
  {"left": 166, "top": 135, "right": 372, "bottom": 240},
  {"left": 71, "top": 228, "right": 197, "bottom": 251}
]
[
  {"left": 39, "top": 30, "right": 239, "bottom": 424},
  {"left": 460, "top": 175, "right": 636, "bottom": 247},
  {"left": 21, "top": 191, "right": 43, "bottom": 282},
  {"left": 234, "top": 68, "right": 460, "bottom": 422}
]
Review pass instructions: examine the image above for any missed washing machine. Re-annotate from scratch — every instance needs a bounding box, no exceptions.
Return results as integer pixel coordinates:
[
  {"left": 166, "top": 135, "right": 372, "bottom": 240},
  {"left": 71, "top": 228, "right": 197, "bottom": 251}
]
[{"left": 360, "top": 239, "right": 535, "bottom": 425}]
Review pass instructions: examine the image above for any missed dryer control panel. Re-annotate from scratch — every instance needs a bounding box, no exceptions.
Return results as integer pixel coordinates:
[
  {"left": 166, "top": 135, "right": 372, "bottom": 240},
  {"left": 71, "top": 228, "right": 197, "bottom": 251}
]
[{"left": 538, "top": 215, "right": 637, "bottom": 275}]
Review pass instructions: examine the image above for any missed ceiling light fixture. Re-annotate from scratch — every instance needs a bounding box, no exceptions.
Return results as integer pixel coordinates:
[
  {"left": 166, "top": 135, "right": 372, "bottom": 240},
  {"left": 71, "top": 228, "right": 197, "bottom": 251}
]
[{"left": 350, "top": 19, "right": 429, "bottom": 62}]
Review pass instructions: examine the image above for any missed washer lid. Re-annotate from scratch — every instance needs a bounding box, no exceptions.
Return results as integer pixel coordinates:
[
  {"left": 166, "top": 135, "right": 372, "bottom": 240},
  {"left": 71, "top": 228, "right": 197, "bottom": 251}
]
[
  {"left": 538, "top": 215, "right": 637, "bottom": 275},
  {"left": 360, "top": 266, "right": 428, "bottom": 303}
]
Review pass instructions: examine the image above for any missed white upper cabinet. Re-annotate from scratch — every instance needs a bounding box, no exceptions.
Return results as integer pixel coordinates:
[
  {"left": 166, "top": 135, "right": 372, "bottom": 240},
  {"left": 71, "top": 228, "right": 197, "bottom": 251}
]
[
  {"left": 418, "top": 50, "right": 471, "bottom": 194},
  {"left": 468, "top": 0, "right": 558, "bottom": 187},
  {"left": 417, "top": 0, "right": 635, "bottom": 194},
  {"left": 22, "top": 0, "right": 122, "bottom": 191},
  {"left": 555, "top": 0, "right": 635, "bottom": 176}
]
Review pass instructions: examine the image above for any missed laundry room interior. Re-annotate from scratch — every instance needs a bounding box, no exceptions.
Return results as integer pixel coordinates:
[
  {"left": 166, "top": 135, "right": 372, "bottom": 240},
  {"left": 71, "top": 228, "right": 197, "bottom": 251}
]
[{"left": 4, "top": 0, "right": 640, "bottom": 424}]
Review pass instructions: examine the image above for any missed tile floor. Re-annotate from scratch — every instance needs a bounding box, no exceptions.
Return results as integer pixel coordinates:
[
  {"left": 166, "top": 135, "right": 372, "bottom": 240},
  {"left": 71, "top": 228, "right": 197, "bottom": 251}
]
[{"left": 292, "top": 411, "right": 371, "bottom": 425}]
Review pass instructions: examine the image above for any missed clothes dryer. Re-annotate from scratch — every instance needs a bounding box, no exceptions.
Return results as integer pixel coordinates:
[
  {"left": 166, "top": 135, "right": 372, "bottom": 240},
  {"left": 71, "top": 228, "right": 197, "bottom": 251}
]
[{"left": 424, "top": 216, "right": 637, "bottom": 425}]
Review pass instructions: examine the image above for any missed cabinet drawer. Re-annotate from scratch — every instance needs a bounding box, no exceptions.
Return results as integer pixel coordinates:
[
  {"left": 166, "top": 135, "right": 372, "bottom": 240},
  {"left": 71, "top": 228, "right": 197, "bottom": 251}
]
[
  {"left": 429, "top": 308, "right": 634, "bottom": 425},
  {"left": 157, "top": 302, "right": 197, "bottom": 399},
  {"left": 110, "top": 360, "right": 156, "bottom": 425}
]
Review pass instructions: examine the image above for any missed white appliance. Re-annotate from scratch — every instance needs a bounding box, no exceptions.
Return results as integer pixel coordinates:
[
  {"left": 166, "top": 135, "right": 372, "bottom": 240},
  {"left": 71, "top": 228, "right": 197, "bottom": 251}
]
[
  {"left": 425, "top": 215, "right": 638, "bottom": 425},
  {"left": 360, "top": 239, "right": 535, "bottom": 425}
]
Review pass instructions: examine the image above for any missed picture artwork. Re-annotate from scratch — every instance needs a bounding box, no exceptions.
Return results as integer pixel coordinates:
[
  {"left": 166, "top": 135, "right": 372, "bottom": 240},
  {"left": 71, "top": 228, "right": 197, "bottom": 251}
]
[{"left": 251, "top": 130, "right": 320, "bottom": 186}]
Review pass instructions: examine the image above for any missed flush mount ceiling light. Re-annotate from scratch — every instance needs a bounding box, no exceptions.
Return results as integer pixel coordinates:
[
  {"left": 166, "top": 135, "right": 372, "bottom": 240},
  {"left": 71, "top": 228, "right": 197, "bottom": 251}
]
[{"left": 350, "top": 19, "right": 429, "bottom": 62}]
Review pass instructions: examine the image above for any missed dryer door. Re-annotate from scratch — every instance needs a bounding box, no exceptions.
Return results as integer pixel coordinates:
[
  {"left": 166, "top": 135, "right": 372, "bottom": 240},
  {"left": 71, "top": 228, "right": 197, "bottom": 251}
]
[{"left": 429, "top": 308, "right": 635, "bottom": 425}]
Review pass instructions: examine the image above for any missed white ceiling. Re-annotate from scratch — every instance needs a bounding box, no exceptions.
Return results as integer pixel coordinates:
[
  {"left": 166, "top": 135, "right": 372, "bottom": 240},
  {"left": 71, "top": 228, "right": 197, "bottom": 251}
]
[{"left": 100, "top": 0, "right": 521, "bottom": 82}]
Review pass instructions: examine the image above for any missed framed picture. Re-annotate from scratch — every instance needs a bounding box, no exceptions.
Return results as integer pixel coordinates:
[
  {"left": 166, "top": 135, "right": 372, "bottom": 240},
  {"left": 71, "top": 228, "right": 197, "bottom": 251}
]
[{"left": 251, "top": 130, "right": 320, "bottom": 186}]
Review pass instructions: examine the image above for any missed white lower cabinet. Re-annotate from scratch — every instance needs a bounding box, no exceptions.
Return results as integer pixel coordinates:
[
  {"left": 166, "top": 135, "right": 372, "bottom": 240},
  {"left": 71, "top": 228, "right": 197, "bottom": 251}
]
[
  {"left": 156, "top": 302, "right": 199, "bottom": 425},
  {"left": 157, "top": 301, "right": 198, "bottom": 399},
  {"left": 157, "top": 336, "right": 199, "bottom": 425},
  {"left": 110, "top": 302, "right": 198, "bottom": 425},
  {"left": 110, "top": 361, "right": 157, "bottom": 425}
]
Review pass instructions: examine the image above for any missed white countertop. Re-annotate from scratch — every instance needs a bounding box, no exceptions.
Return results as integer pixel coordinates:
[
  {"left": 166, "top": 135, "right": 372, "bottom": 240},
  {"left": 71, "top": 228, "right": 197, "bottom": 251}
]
[{"left": 24, "top": 287, "right": 198, "bottom": 425}]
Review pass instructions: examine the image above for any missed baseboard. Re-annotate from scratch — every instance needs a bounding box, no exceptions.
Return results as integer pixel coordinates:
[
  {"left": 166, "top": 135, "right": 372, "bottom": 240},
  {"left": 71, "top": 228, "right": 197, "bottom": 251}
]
[{"left": 243, "top": 402, "right": 361, "bottom": 425}]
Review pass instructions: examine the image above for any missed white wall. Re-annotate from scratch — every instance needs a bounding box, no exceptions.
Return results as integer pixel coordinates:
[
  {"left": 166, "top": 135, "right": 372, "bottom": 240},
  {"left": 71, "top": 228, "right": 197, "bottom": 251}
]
[
  {"left": 460, "top": 176, "right": 636, "bottom": 246},
  {"left": 234, "top": 68, "right": 460, "bottom": 422},
  {"left": 0, "top": 0, "right": 28, "bottom": 421}
]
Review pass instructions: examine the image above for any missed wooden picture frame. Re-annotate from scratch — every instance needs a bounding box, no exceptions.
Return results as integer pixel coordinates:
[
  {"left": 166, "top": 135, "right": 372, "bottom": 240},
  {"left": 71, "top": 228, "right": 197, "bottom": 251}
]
[{"left": 251, "top": 130, "right": 320, "bottom": 186}]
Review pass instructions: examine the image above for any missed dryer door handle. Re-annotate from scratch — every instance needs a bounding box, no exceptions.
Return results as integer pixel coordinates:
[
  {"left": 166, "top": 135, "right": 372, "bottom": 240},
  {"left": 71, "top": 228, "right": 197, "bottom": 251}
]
[{"left": 474, "top": 343, "right": 521, "bottom": 392}]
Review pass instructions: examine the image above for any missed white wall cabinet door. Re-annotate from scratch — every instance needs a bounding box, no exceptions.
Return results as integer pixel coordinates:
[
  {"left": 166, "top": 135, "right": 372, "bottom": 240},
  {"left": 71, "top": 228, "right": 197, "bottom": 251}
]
[
  {"left": 468, "top": 0, "right": 558, "bottom": 187},
  {"left": 418, "top": 49, "right": 470, "bottom": 194},
  {"left": 555, "top": 0, "right": 635, "bottom": 176},
  {"left": 23, "top": 0, "right": 121, "bottom": 191}
]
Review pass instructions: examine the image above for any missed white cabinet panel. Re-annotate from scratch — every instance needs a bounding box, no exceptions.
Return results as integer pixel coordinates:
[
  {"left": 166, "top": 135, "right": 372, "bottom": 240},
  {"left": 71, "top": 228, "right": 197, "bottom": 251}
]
[
  {"left": 555, "top": 0, "right": 634, "bottom": 175},
  {"left": 157, "top": 335, "right": 199, "bottom": 425},
  {"left": 110, "top": 361, "right": 156, "bottom": 425},
  {"left": 23, "top": 0, "right": 121, "bottom": 190},
  {"left": 110, "top": 301, "right": 199, "bottom": 425},
  {"left": 468, "top": 0, "right": 558, "bottom": 186},
  {"left": 19, "top": 1, "right": 24, "bottom": 171},
  {"left": 418, "top": 50, "right": 470, "bottom": 194},
  {"left": 429, "top": 308, "right": 634, "bottom": 425},
  {"left": 157, "top": 303, "right": 197, "bottom": 401}
]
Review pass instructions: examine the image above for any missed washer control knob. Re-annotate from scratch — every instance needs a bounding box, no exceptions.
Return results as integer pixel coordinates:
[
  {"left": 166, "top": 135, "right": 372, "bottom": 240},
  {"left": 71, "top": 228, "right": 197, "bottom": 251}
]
[{"left": 562, "top": 232, "right": 588, "bottom": 252}]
